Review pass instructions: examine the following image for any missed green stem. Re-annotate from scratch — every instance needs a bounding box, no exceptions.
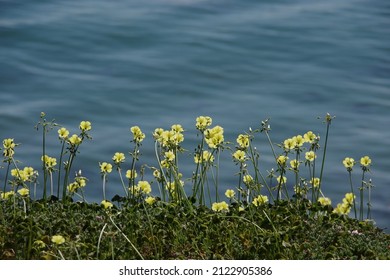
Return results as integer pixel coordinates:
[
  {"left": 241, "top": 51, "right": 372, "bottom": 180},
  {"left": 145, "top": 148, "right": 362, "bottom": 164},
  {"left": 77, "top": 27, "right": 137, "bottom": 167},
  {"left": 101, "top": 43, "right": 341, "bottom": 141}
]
[
  {"left": 360, "top": 171, "right": 365, "bottom": 221},
  {"left": 348, "top": 171, "right": 357, "bottom": 219},
  {"left": 319, "top": 119, "right": 331, "bottom": 192},
  {"left": 57, "top": 140, "right": 65, "bottom": 198}
]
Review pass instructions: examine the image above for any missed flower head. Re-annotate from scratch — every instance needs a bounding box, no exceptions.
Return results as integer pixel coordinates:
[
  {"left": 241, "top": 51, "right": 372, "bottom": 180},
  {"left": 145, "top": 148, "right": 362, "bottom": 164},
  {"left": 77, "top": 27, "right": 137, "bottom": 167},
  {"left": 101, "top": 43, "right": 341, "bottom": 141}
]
[
  {"left": 211, "top": 201, "right": 229, "bottom": 212},
  {"left": 165, "top": 151, "right": 175, "bottom": 162},
  {"left": 3, "top": 138, "right": 16, "bottom": 149},
  {"left": 252, "top": 195, "right": 269, "bottom": 206},
  {"left": 233, "top": 150, "right": 246, "bottom": 162},
  {"left": 112, "top": 152, "right": 125, "bottom": 164},
  {"left": 277, "top": 155, "right": 288, "bottom": 167},
  {"left": 51, "top": 235, "right": 65, "bottom": 245},
  {"left": 137, "top": 181, "right": 151, "bottom": 194},
  {"left": 101, "top": 200, "right": 113, "bottom": 209},
  {"left": 68, "top": 134, "right": 82, "bottom": 146},
  {"left": 360, "top": 156, "right": 372, "bottom": 168},
  {"left": 145, "top": 196, "right": 156, "bottom": 205},
  {"left": 343, "top": 157, "right": 355, "bottom": 170},
  {"left": 236, "top": 134, "right": 250, "bottom": 148},
  {"left": 225, "top": 189, "right": 236, "bottom": 199},
  {"left": 196, "top": 116, "right": 212, "bottom": 131},
  {"left": 290, "top": 159, "right": 300, "bottom": 170},
  {"left": 310, "top": 177, "right": 320, "bottom": 188},
  {"left": 304, "top": 131, "right": 317, "bottom": 143},
  {"left": 318, "top": 197, "right": 332, "bottom": 206},
  {"left": 17, "top": 188, "right": 29, "bottom": 197},
  {"left": 305, "top": 151, "right": 317, "bottom": 162},
  {"left": 194, "top": 150, "right": 214, "bottom": 164},
  {"left": 243, "top": 174, "right": 253, "bottom": 185},
  {"left": 126, "top": 169, "right": 137, "bottom": 179},
  {"left": 58, "top": 127, "right": 69, "bottom": 140},
  {"left": 130, "top": 126, "right": 145, "bottom": 143},
  {"left": 100, "top": 162, "right": 112, "bottom": 174},
  {"left": 79, "top": 121, "right": 92, "bottom": 132}
]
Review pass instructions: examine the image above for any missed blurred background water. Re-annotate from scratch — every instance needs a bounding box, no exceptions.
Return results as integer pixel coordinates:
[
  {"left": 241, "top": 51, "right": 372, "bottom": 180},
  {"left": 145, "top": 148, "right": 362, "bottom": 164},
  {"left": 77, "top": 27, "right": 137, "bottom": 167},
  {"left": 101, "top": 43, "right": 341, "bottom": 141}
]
[{"left": 1, "top": 0, "right": 389, "bottom": 230}]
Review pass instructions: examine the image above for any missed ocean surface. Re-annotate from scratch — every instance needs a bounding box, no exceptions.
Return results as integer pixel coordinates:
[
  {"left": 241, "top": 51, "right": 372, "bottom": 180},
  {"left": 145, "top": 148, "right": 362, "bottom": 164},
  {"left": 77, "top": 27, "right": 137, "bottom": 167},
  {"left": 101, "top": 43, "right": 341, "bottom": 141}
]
[{"left": 1, "top": 0, "right": 389, "bottom": 230}]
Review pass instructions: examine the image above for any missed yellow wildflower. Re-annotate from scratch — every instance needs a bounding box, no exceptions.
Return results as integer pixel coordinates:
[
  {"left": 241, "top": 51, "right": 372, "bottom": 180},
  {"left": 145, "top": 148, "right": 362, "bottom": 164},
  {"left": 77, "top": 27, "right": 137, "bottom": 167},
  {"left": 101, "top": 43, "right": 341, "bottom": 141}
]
[
  {"left": 310, "top": 177, "right": 320, "bottom": 188},
  {"left": 305, "top": 151, "right": 317, "bottom": 162},
  {"left": 112, "top": 152, "right": 125, "bottom": 164},
  {"left": 225, "top": 189, "right": 235, "bottom": 199},
  {"left": 3, "top": 138, "right": 16, "bottom": 149},
  {"left": 211, "top": 201, "right": 229, "bottom": 212},
  {"left": 137, "top": 181, "right": 151, "bottom": 194},
  {"left": 318, "top": 197, "right": 332, "bottom": 206},
  {"left": 1, "top": 191, "right": 14, "bottom": 200},
  {"left": 343, "top": 157, "right": 355, "bottom": 170},
  {"left": 343, "top": 192, "right": 355, "bottom": 206},
  {"left": 360, "top": 156, "right": 372, "bottom": 167},
  {"left": 101, "top": 200, "right": 113, "bottom": 209},
  {"left": 67, "top": 182, "right": 79, "bottom": 193},
  {"left": 79, "top": 121, "right": 92, "bottom": 132},
  {"left": 100, "top": 162, "right": 112, "bottom": 174},
  {"left": 68, "top": 134, "right": 82, "bottom": 145},
  {"left": 153, "top": 128, "right": 164, "bottom": 141},
  {"left": 236, "top": 134, "right": 250, "bottom": 148},
  {"left": 165, "top": 151, "right": 175, "bottom": 162},
  {"left": 145, "top": 196, "right": 156, "bottom": 205},
  {"left": 18, "top": 188, "right": 29, "bottom": 197},
  {"left": 126, "top": 169, "right": 137, "bottom": 179},
  {"left": 277, "top": 155, "right": 288, "bottom": 166},
  {"left": 171, "top": 124, "right": 184, "bottom": 133},
  {"left": 51, "top": 235, "right": 65, "bottom": 245},
  {"left": 276, "top": 175, "right": 287, "bottom": 185},
  {"left": 283, "top": 138, "right": 296, "bottom": 151},
  {"left": 252, "top": 195, "right": 269, "bottom": 206},
  {"left": 130, "top": 126, "right": 145, "bottom": 143},
  {"left": 194, "top": 150, "right": 214, "bottom": 163},
  {"left": 196, "top": 116, "right": 212, "bottom": 131},
  {"left": 243, "top": 174, "right": 253, "bottom": 185},
  {"left": 304, "top": 131, "right": 317, "bottom": 143},
  {"left": 58, "top": 127, "right": 69, "bottom": 139},
  {"left": 290, "top": 159, "right": 300, "bottom": 169},
  {"left": 293, "top": 135, "right": 305, "bottom": 147},
  {"left": 233, "top": 150, "right": 246, "bottom": 162}
]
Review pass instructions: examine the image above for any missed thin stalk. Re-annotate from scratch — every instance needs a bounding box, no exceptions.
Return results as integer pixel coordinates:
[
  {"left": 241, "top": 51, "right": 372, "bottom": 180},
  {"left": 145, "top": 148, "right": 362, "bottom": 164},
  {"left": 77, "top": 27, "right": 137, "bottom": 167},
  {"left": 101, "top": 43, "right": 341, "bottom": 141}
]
[
  {"left": 3, "top": 161, "right": 10, "bottom": 194},
  {"left": 319, "top": 117, "right": 332, "bottom": 191},
  {"left": 359, "top": 171, "right": 366, "bottom": 220},
  {"left": 117, "top": 168, "right": 128, "bottom": 197},
  {"left": 57, "top": 140, "right": 66, "bottom": 198},
  {"left": 102, "top": 173, "right": 107, "bottom": 201},
  {"left": 97, "top": 223, "right": 108, "bottom": 259},
  {"left": 348, "top": 171, "right": 357, "bottom": 219}
]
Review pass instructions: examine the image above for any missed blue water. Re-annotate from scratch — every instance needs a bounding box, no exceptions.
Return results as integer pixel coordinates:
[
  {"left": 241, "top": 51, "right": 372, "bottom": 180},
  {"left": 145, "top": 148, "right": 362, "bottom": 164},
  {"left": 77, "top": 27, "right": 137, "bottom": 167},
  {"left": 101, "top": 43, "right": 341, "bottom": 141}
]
[{"left": 1, "top": 0, "right": 389, "bottom": 230}]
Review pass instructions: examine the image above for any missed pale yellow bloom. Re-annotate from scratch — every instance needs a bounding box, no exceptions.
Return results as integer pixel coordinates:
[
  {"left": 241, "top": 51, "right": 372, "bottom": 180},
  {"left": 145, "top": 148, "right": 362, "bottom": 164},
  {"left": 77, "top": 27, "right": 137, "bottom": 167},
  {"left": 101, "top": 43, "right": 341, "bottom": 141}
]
[
  {"left": 58, "top": 127, "right": 69, "bottom": 139},
  {"left": 360, "top": 156, "right": 372, "bottom": 167},
  {"left": 145, "top": 196, "right": 156, "bottom": 205},
  {"left": 236, "top": 134, "right": 250, "bottom": 148},
  {"left": 125, "top": 170, "right": 137, "bottom": 179},
  {"left": 171, "top": 124, "right": 184, "bottom": 133},
  {"left": 130, "top": 126, "right": 145, "bottom": 143},
  {"left": 79, "top": 121, "right": 92, "bottom": 132},
  {"left": 252, "top": 195, "right": 269, "bottom": 206},
  {"left": 233, "top": 150, "right": 246, "bottom": 162},
  {"left": 283, "top": 138, "right": 296, "bottom": 151},
  {"left": 310, "top": 177, "right": 320, "bottom": 188},
  {"left": 276, "top": 176, "right": 287, "bottom": 185},
  {"left": 196, "top": 116, "right": 212, "bottom": 131},
  {"left": 194, "top": 150, "right": 214, "bottom": 163},
  {"left": 17, "top": 188, "right": 29, "bottom": 197},
  {"left": 1, "top": 191, "right": 14, "bottom": 200},
  {"left": 112, "top": 152, "right": 125, "bottom": 164},
  {"left": 211, "top": 201, "right": 229, "bottom": 212},
  {"left": 165, "top": 151, "right": 175, "bottom": 162},
  {"left": 101, "top": 200, "right": 113, "bottom": 209},
  {"left": 67, "top": 182, "right": 79, "bottom": 193},
  {"left": 243, "top": 174, "right": 253, "bottom": 185},
  {"left": 277, "top": 155, "right": 288, "bottom": 166},
  {"left": 137, "top": 181, "right": 152, "bottom": 194},
  {"left": 290, "top": 159, "right": 300, "bottom": 169},
  {"left": 304, "top": 131, "right": 317, "bottom": 143},
  {"left": 153, "top": 128, "right": 164, "bottom": 141},
  {"left": 3, "top": 138, "right": 16, "bottom": 149},
  {"left": 293, "top": 135, "right": 305, "bottom": 147},
  {"left": 68, "top": 134, "right": 82, "bottom": 145},
  {"left": 225, "top": 189, "right": 235, "bottom": 199},
  {"left": 318, "top": 197, "right": 332, "bottom": 206},
  {"left": 42, "top": 155, "right": 57, "bottom": 169},
  {"left": 305, "top": 151, "right": 317, "bottom": 162},
  {"left": 343, "top": 157, "right": 355, "bottom": 170},
  {"left": 100, "top": 162, "right": 112, "bottom": 174},
  {"left": 51, "top": 235, "right": 65, "bottom": 245},
  {"left": 343, "top": 192, "right": 355, "bottom": 205}
]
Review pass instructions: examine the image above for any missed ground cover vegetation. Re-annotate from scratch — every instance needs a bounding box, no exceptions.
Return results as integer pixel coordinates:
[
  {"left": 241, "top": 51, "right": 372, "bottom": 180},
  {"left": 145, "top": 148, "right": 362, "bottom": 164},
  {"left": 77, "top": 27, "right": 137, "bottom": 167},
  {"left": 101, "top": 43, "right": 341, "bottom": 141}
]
[{"left": 0, "top": 113, "right": 389, "bottom": 259}]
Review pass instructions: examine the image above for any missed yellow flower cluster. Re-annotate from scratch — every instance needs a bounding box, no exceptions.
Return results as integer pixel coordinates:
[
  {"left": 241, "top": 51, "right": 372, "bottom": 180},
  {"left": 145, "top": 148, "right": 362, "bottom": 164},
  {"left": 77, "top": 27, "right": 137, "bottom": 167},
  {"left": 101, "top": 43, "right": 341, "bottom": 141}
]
[
  {"left": 196, "top": 116, "right": 212, "bottom": 131},
  {"left": 67, "top": 176, "right": 87, "bottom": 193},
  {"left": 58, "top": 127, "right": 69, "bottom": 140},
  {"left": 1, "top": 191, "right": 14, "bottom": 200},
  {"left": 79, "top": 121, "right": 92, "bottom": 132},
  {"left": 305, "top": 151, "right": 317, "bottom": 162},
  {"left": 145, "top": 196, "right": 156, "bottom": 205},
  {"left": 283, "top": 132, "right": 318, "bottom": 152},
  {"left": 126, "top": 169, "right": 137, "bottom": 179},
  {"left": 252, "top": 195, "right": 269, "bottom": 206},
  {"left": 243, "top": 174, "right": 253, "bottom": 185},
  {"left": 333, "top": 193, "right": 355, "bottom": 215},
  {"left": 153, "top": 125, "right": 184, "bottom": 148},
  {"left": 11, "top": 167, "right": 35, "bottom": 182},
  {"left": 130, "top": 126, "right": 146, "bottom": 143},
  {"left": 129, "top": 181, "right": 152, "bottom": 195},
  {"left": 360, "top": 156, "right": 371, "bottom": 168},
  {"left": 194, "top": 150, "right": 214, "bottom": 164},
  {"left": 204, "top": 126, "right": 224, "bottom": 149},
  {"left": 277, "top": 155, "right": 288, "bottom": 167},
  {"left": 290, "top": 159, "right": 300, "bottom": 170},
  {"left": 310, "top": 177, "right": 320, "bottom": 188},
  {"left": 343, "top": 157, "right": 355, "bottom": 170},
  {"left": 2, "top": 138, "right": 17, "bottom": 158},
  {"left": 41, "top": 155, "right": 57, "bottom": 170},
  {"left": 68, "top": 134, "right": 82, "bottom": 146},
  {"left": 211, "top": 201, "right": 229, "bottom": 212}
]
